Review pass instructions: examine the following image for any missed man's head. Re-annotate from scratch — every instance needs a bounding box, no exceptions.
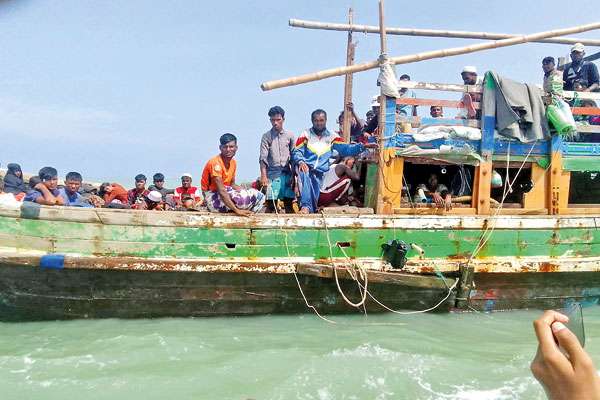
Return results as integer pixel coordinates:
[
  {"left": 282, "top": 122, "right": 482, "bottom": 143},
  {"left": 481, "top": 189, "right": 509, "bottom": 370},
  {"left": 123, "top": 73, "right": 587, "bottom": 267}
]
[
  {"left": 153, "top": 173, "right": 165, "bottom": 189},
  {"left": 311, "top": 109, "right": 327, "bottom": 134},
  {"left": 342, "top": 156, "right": 356, "bottom": 169},
  {"left": 146, "top": 190, "right": 162, "bottom": 204},
  {"left": 219, "top": 133, "right": 238, "bottom": 159},
  {"left": 7, "top": 163, "right": 22, "bottom": 178},
  {"left": 461, "top": 66, "right": 478, "bottom": 85},
  {"left": 38, "top": 167, "right": 58, "bottom": 190},
  {"left": 366, "top": 110, "right": 375, "bottom": 122},
  {"left": 570, "top": 43, "right": 585, "bottom": 64},
  {"left": 430, "top": 105, "right": 444, "bottom": 118},
  {"left": 268, "top": 106, "right": 285, "bottom": 132},
  {"left": 181, "top": 173, "right": 193, "bottom": 188},
  {"left": 428, "top": 173, "right": 439, "bottom": 190},
  {"left": 542, "top": 56, "right": 555, "bottom": 74},
  {"left": 399, "top": 74, "right": 410, "bottom": 94},
  {"left": 134, "top": 174, "right": 146, "bottom": 190},
  {"left": 65, "top": 172, "right": 83, "bottom": 194},
  {"left": 99, "top": 182, "right": 113, "bottom": 194}
]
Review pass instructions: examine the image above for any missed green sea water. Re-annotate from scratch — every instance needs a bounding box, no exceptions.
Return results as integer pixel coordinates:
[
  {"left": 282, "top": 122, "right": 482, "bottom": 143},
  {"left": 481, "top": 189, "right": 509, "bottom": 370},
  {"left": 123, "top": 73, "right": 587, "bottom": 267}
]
[{"left": 1, "top": 308, "right": 599, "bottom": 400}]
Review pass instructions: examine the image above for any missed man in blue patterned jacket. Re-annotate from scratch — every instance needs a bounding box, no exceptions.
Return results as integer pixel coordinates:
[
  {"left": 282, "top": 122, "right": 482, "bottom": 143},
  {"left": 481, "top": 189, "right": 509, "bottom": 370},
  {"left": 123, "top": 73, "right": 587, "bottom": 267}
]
[{"left": 292, "top": 109, "right": 377, "bottom": 213}]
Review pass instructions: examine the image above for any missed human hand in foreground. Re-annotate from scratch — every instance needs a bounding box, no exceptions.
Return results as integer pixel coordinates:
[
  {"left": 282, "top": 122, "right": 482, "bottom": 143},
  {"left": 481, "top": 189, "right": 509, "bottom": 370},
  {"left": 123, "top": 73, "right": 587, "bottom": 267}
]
[{"left": 531, "top": 310, "right": 600, "bottom": 400}]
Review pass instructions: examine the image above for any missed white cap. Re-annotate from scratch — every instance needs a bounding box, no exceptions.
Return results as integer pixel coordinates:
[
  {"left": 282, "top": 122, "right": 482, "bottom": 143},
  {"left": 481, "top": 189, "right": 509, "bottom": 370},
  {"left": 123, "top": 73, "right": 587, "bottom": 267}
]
[
  {"left": 461, "top": 66, "right": 478, "bottom": 74},
  {"left": 371, "top": 95, "right": 380, "bottom": 107},
  {"left": 571, "top": 42, "right": 585, "bottom": 53},
  {"left": 181, "top": 172, "right": 193, "bottom": 179},
  {"left": 147, "top": 190, "right": 162, "bottom": 202}
]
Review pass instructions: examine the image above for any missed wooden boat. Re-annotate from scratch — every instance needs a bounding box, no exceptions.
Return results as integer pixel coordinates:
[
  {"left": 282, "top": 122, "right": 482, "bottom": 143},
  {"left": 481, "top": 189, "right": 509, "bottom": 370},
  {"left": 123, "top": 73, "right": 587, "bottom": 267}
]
[{"left": 1, "top": 3, "right": 600, "bottom": 320}]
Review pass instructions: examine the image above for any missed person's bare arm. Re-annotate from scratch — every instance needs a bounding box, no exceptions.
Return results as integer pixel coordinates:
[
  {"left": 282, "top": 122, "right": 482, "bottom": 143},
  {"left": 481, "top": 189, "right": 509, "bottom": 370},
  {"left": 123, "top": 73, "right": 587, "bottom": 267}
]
[
  {"left": 214, "top": 176, "right": 250, "bottom": 216},
  {"left": 347, "top": 102, "right": 364, "bottom": 130},
  {"left": 260, "top": 164, "right": 269, "bottom": 188},
  {"left": 585, "top": 83, "right": 599, "bottom": 92},
  {"left": 33, "top": 183, "right": 60, "bottom": 205},
  {"left": 531, "top": 310, "right": 600, "bottom": 400}
]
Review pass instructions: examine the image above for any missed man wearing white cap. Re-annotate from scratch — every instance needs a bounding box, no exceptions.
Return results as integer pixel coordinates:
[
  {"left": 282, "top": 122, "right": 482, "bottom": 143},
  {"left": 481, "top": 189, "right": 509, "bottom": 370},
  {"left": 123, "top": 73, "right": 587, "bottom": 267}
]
[
  {"left": 144, "top": 190, "right": 170, "bottom": 211},
  {"left": 563, "top": 43, "right": 599, "bottom": 92},
  {"left": 363, "top": 95, "right": 381, "bottom": 135},
  {"left": 173, "top": 173, "right": 203, "bottom": 206},
  {"left": 460, "top": 66, "right": 481, "bottom": 118}
]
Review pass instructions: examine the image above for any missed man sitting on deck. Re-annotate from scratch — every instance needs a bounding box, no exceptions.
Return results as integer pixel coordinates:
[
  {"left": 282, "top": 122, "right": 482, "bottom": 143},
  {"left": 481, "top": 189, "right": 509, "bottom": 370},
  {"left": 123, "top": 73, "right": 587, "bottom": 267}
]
[
  {"left": 23, "top": 167, "right": 64, "bottom": 206},
  {"left": 99, "top": 182, "right": 129, "bottom": 207},
  {"left": 148, "top": 173, "right": 174, "bottom": 201},
  {"left": 58, "top": 171, "right": 92, "bottom": 207},
  {"left": 202, "top": 133, "right": 265, "bottom": 216},
  {"left": 317, "top": 156, "right": 360, "bottom": 208},
  {"left": 173, "top": 173, "right": 203, "bottom": 206},
  {"left": 127, "top": 174, "right": 150, "bottom": 209},
  {"left": 292, "top": 109, "right": 376, "bottom": 214},
  {"left": 259, "top": 106, "right": 295, "bottom": 213}
]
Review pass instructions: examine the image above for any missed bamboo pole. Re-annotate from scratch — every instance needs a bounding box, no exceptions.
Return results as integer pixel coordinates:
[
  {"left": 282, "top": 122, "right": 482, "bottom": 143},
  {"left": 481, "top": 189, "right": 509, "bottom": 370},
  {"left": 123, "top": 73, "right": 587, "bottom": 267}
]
[
  {"left": 376, "top": 0, "right": 387, "bottom": 215},
  {"left": 289, "top": 18, "right": 600, "bottom": 47},
  {"left": 342, "top": 8, "right": 355, "bottom": 143},
  {"left": 261, "top": 21, "right": 600, "bottom": 91}
]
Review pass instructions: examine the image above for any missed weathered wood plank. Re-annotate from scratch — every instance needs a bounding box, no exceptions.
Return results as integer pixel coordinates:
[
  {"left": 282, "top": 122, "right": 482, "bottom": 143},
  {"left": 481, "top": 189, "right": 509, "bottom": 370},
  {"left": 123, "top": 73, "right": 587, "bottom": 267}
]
[{"left": 396, "top": 97, "right": 480, "bottom": 109}]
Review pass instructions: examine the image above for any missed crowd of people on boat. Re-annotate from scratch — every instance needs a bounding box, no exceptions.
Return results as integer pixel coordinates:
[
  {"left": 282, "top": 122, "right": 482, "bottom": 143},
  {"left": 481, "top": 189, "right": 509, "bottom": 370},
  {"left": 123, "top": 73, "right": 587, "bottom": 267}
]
[{"left": 1, "top": 43, "right": 598, "bottom": 215}]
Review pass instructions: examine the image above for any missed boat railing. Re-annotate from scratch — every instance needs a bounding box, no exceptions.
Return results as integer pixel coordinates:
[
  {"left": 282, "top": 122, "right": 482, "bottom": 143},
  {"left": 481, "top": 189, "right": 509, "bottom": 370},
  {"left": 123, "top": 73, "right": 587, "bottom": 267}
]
[{"left": 371, "top": 79, "right": 600, "bottom": 216}]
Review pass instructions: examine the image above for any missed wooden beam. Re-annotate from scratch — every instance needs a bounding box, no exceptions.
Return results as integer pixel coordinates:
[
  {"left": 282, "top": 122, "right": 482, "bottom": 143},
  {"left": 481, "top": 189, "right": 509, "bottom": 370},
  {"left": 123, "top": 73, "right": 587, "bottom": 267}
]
[
  {"left": 289, "top": 18, "right": 600, "bottom": 47},
  {"left": 375, "top": 0, "right": 388, "bottom": 215},
  {"left": 261, "top": 21, "right": 600, "bottom": 91},
  {"left": 342, "top": 8, "right": 355, "bottom": 143},
  {"left": 398, "top": 80, "right": 482, "bottom": 93},
  {"left": 523, "top": 163, "right": 548, "bottom": 210},
  {"left": 397, "top": 97, "right": 481, "bottom": 109},
  {"left": 572, "top": 106, "right": 600, "bottom": 116}
]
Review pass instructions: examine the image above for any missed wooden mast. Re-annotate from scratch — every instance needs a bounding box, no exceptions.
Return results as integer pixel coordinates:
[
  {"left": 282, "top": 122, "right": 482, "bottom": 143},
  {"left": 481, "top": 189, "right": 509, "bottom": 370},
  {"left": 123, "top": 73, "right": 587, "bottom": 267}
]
[
  {"left": 261, "top": 21, "right": 600, "bottom": 91},
  {"left": 289, "top": 19, "right": 600, "bottom": 47},
  {"left": 342, "top": 8, "right": 355, "bottom": 143},
  {"left": 375, "top": 0, "right": 387, "bottom": 214}
]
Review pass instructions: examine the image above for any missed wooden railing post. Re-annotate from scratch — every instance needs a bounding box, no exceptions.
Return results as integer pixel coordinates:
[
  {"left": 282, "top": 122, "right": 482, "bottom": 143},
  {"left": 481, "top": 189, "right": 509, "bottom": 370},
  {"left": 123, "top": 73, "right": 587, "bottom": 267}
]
[
  {"left": 548, "top": 135, "right": 571, "bottom": 214},
  {"left": 474, "top": 73, "right": 495, "bottom": 215},
  {"left": 376, "top": 96, "right": 399, "bottom": 214}
]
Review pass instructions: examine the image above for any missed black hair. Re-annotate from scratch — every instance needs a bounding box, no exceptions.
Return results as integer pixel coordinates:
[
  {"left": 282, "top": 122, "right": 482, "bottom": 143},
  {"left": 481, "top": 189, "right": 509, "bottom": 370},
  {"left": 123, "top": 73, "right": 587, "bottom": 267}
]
[
  {"left": 65, "top": 171, "right": 83, "bottom": 182},
  {"left": 219, "top": 133, "right": 237, "bottom": 145},
  {"left": 7, "top": 163, "right": 21, "bottom": 174},
  {"left": 135, "top": 174, "right": 147, "bottom": 182},
  {"left": 311, "top": 109, "right": 327, "bottom": 121},
  {"left": 98, "top": 182, "right": 111, "bottom": 196},
  {"left": 399, "top": 74, "right": 411, "bottom": 80},
  {"left": 38, "top": 167, "right": 58, "bottom": 181},
  {"left": 153, "top": 173, "right": 165, "bottom": 182},
  {"left": 29, "top": 176, "right": 41, "bottom": 188},
  {"left": 542, "top": 56, "right": 555, "bottom": 65},
  {"left": 268, "top": 106, "right": 285, "bottom": 118}
]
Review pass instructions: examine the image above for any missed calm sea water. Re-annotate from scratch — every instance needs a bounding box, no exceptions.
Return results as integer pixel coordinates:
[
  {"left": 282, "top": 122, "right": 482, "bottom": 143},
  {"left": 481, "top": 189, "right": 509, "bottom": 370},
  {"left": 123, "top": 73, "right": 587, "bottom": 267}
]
[{"left": 1, "top": 308, "right": 599, "bottom": 400}]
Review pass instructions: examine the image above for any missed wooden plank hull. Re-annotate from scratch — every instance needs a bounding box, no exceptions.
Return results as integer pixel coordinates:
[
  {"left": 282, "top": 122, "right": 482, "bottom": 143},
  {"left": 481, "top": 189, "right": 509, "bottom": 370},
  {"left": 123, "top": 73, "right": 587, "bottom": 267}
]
[{"left": 0, "top": 262, "right": 455, "bottom": 321}]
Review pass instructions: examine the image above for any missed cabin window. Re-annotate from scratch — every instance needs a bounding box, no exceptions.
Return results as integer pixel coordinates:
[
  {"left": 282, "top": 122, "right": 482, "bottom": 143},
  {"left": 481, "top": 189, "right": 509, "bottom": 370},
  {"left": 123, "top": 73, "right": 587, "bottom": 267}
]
[
  {"left": 395, "top": 161, "right": 476, "bottom": 214},
  {"left": 568, "top": 171, "right": 600, "bottom": 206}
]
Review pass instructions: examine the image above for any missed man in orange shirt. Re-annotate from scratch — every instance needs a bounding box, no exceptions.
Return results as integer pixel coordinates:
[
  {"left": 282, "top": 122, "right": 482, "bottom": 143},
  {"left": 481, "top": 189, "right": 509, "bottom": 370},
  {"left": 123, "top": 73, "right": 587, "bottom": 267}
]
[{"left": 201, "top": 133, "right": 265, "bottom": 216}]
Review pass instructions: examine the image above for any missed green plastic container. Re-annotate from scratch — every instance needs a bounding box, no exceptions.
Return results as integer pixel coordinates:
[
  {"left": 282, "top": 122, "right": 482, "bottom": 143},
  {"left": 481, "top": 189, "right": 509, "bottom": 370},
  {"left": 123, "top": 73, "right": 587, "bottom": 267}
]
[{"left": 546, "top": 98, "right": 576, "bottom": 135}]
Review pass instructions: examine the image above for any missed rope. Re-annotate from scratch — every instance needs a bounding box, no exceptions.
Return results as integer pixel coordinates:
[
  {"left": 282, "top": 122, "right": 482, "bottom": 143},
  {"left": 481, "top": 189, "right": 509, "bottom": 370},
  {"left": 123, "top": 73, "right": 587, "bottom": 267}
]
[
  {"left": 268, "top": 185, "right": 336, "bottom": 324},
  {"left": 467, "top": 141, "right": 538, "bottom": 264},
  {"left": 321, "top": 211, "right": 369, "bottom": 308}
]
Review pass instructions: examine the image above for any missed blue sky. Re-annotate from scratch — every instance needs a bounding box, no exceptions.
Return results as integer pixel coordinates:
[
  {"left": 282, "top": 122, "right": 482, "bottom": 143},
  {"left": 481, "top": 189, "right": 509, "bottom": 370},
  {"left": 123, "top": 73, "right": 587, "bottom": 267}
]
[{"left": 1, "top": 0, "right": 598, "bottom": 186}]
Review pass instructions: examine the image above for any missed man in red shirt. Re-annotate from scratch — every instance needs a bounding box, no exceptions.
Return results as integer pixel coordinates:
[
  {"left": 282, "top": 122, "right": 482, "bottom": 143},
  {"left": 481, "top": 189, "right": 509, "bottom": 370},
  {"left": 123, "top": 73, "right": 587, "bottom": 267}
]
[{"left": 173, "top": 173, "right": 203, "bottom": 206}]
